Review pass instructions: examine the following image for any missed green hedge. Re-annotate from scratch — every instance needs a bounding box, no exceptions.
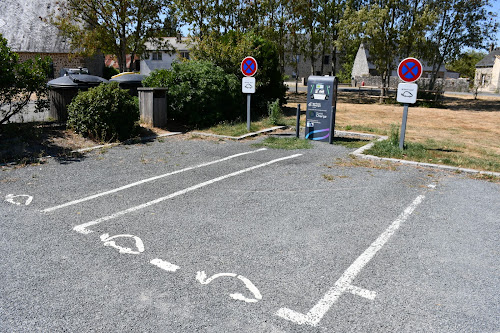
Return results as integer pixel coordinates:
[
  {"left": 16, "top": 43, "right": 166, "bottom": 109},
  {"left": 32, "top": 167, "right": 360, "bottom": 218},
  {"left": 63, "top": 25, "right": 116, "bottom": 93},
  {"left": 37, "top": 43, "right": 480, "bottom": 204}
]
[
  {"left": 67, "top": 82, "right": 139, "bottom": 141},
  {"left": 142, "top": 60, "right": 241, "bottom": 128}
]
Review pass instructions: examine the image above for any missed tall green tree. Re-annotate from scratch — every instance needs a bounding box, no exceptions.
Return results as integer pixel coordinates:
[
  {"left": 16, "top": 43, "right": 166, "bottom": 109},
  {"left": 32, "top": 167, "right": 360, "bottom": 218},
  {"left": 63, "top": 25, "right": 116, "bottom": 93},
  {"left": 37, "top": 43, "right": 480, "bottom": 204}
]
[
  {"left": 49, "top": 0, "right": 169, "bottom": 72},
  {"left": 447, "top": 51, "right": 486, "bottom": 80},
  {"left": 423, "top": 0, "right": 498, "bottom": 90},
  {"left": 345, "top": 0, "right": 434, "bottom": 98},
  {"left": 190, "top": 31, "right": 287, "bottom": 115},
  {"left": 297, "top": 0, "right": 320, "bottom": 76},
  {"left": 0, "top": 34, "right": 52, "bottom": 126}
]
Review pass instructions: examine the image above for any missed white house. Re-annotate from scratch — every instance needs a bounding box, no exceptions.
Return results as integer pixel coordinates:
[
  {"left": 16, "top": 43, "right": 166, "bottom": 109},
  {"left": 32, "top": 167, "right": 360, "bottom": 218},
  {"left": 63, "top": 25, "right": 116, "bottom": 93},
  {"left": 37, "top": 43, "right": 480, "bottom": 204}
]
[
  {"left": 140, "top": 36, "right": 192, "bottom": 75},
  {"left": 475, "top": 47, "right": 500, "bottom": 92}
]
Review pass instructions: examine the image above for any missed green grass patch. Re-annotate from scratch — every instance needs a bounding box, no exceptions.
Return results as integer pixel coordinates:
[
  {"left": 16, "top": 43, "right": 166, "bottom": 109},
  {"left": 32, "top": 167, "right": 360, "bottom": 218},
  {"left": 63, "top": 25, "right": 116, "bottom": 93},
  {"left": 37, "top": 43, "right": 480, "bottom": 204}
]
[
  {"left": 206, "top": 121, "right": 262, "bottom": 137},
  {"left": 252, "top": 137, "right": 313, "bottom": 150},
  {"left": 366, "top": 137, "right": 500, "bottom": 172}
]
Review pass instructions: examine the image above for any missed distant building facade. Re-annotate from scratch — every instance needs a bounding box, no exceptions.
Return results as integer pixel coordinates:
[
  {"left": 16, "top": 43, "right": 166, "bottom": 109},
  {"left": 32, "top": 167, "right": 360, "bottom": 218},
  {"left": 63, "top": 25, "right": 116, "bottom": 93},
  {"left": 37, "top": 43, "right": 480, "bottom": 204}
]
[
  {"left": 352, "top": 43, "right": 460, "bottom": 79},
  {"left": 139, "top": 36, "right": 192, "bottom": 76},
  {"left": 283, "top": 52, "right": 342, "bottom": 80},
  {"left": 475, "top": 47, "right": 500, "bottom": 92},
  {"left": 351, "top": 43, "right": 461, "bottom": 87},
  {"left": 0, "top": 0, "right": 103, "bottom": 77}
]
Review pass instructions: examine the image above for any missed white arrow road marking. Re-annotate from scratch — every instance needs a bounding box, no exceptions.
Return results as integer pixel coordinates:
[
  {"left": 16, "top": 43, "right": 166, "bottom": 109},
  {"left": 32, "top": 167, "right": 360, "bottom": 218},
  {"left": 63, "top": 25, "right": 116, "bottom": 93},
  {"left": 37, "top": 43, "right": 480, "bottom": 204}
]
[
  {"left": 74, "top": 154, "right": 302, "bottom": 234},
  {"left": 150, "top": 258, "right": 180, "bottom": 272},
  {"left": 276, "top": 193, "right": 426, "bottom": 326},
  {"left": 5, "top": 194, "right": 33, "bottom": 206},
  {"left": 100, "top": 234, "right": 145, "bottom": 254},
  {"left": 43, "top": 148, "right": 267, "bottom": 213},
  {"left": 196, "top": 271, "right": 262, "bottom": 303}
]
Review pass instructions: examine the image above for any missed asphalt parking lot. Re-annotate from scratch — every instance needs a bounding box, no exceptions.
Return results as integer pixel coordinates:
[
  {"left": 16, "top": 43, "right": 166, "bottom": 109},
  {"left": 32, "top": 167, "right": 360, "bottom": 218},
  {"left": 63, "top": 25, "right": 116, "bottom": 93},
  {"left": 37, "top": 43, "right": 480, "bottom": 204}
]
[{"left": 1, "top": 137, "right": 498, "bottom": 332}]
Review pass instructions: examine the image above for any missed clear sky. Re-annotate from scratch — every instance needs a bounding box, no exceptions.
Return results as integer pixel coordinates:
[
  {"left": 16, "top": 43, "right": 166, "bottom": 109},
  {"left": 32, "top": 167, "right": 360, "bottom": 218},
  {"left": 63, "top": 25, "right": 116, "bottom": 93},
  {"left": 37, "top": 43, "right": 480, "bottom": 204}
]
[{"left": 491, "top": 0, "right": 500, "bottom": 47}]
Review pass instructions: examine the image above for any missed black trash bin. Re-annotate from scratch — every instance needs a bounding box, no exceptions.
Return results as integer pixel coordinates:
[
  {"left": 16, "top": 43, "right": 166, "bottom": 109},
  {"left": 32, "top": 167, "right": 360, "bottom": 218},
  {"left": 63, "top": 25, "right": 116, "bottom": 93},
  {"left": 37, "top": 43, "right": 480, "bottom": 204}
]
[
  {"left": 109, "top": 73, "right": 145, "bottom": 97},
  {"left": 47, "top": 74, "right": 108, "bottom": 122}
]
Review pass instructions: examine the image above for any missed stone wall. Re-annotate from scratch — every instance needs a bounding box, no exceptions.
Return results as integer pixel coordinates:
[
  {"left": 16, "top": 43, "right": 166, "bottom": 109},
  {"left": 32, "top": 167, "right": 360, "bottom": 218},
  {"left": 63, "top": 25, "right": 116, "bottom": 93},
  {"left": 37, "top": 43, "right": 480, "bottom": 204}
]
[
  {"left": 17, "top": 53, "right": 104, "bottom": 78},
  {"left": 352, "top": 75, "right": 470, "bottom": 92}
]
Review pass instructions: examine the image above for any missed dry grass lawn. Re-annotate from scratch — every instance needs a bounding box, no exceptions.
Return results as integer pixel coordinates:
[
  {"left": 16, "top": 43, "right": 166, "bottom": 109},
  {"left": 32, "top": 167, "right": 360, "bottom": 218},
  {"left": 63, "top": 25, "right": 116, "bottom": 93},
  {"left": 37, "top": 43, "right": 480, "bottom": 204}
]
[{"left": 286, "top": 92, "right": 500, "bottom": 171}]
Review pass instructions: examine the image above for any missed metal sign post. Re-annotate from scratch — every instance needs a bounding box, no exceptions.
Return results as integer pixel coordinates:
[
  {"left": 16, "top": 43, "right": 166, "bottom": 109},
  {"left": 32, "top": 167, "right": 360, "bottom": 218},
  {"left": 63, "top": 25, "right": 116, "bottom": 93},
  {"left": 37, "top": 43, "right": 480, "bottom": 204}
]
[
  {"left": 241, "top": 57, "right": 258, "bottom": 132},
  {"left": 247, "top": 95, "right": 251, "bottom": 131},
  {"left": 397, "top": 58, "right": 422, "bottom": 149},
  {"left": 399, "top": 104, "right": 409, "bottom": 149}
]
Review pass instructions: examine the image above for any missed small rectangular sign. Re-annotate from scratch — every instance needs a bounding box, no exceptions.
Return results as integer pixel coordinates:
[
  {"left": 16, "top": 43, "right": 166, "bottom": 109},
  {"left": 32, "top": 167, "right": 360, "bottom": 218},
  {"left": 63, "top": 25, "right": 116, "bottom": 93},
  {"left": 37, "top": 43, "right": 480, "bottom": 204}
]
[
  {"left": 242, "top": 77, "right": 256, "bottom": 94},
  {"left": 397, "top": 83, "right": 418, "bottom": 104}
]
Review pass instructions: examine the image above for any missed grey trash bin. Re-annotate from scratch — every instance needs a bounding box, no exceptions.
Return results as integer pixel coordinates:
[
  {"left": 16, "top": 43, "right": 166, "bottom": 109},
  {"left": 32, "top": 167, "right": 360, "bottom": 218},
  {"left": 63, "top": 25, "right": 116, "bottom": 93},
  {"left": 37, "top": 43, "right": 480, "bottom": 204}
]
[
  {"left": 137, "top": 87, "right": 168, "bottom": 128},
  {"left": 110, "top": 74, "right": 145, "bottom": 97},
  {"left": 47, "top": 74, "right": 108, "bottom": 122}
]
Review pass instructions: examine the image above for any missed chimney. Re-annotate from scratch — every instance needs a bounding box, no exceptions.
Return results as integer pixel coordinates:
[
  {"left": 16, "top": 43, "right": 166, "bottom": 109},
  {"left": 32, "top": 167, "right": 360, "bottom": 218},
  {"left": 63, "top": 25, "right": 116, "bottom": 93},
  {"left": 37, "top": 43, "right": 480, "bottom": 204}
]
[
  {"left": 489, "top": 43, "right": 495, "bottom": 53},
  {"left": 176, "top": 32, "right": 181, "bottom": 43}
]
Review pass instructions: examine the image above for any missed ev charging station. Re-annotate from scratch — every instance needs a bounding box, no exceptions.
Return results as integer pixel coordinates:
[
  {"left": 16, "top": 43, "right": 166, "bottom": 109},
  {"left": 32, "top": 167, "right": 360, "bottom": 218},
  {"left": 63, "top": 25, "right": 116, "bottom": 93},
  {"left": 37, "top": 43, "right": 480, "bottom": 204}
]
[{"left": 305, "top": 76, "right": 338, "bottom": 144}]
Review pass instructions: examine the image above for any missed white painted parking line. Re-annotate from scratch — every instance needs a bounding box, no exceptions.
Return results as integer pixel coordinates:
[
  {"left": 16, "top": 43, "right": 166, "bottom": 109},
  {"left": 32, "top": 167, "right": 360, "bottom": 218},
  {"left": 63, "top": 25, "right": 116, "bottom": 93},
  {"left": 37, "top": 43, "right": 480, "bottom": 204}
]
[
  {"left": 150, "top": 259, "right": 180, "bottom": 272},
  {"left": 42, "top": 148, "right": 268, "bottom": 213},
  {"left": 5, "top": 194, "right": 33, "bottom": 206},
  {"left": 196, "top": 271, "right": 263, "bottom": 303},
  {"left": 73, "top": 154, "right": 302, "bottom": 234},
  {"left": 276, "top": 193, "right": 426, "bottom": 326},
  {"left": 100, "top": 233, "right": 145, "bottom": 254}
]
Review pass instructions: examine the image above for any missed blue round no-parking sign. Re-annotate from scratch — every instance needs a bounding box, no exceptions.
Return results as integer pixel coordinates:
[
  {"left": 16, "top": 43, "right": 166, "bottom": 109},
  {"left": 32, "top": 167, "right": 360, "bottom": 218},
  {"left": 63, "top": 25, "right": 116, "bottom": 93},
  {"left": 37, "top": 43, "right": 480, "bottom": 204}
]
[
  {"left": 241, "top": 57, "right": 258, "bottom": 77},
  {"left": 398, "top": 58, "right": 423, "bottom": 83}
]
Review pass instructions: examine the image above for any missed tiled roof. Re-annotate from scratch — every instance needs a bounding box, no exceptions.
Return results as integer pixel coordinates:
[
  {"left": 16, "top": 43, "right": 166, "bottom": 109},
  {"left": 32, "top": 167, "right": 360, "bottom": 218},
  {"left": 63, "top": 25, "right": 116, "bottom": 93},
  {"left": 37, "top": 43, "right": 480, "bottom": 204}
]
[
  {"left": 475, "top": 47, "right": 500, "bottom": 68},
  {"left": 0, "top": 0, "right": 71, "bottom": 53}
]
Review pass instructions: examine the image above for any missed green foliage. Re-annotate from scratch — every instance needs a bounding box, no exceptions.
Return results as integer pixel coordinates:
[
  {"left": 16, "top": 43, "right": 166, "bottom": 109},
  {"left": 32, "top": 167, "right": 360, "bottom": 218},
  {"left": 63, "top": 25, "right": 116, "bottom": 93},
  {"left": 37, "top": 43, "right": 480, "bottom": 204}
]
[
  {"left": 67, "top": 82, "right": 139, "bottom": 141},
  {"left": 142, "top": 61, "right": 241, "bottom": 127},
  {"left": 102, "top": 66, "right": 120, "bottom": 80},
  {"left": 191, "top": 31, "right": 287, "bottom": 117},
  {"left": 447, "top": 51, "right": 486, "bottom": 82},
  {"left": 48, "top": 0, "right": 171, "bottom": 72},
  {"left": 208, "top": 121, "right": 261, "bottom": 137},
  {"left": 389, "top": 124, "right": 400, "bottom": 147},
  {"left": 0, "top": 34, "right": 52, "bottom": 125},
  {"left": 422, "top": 0, "right": 497, "bottom": 90},
  {"left": 267, "top": 98, "right": 284, "bottom": 125},
  {"left": 366, "top": 136, "right": 500, "bottom": 172},
  {"left": 346, "top": 2, "right": 434, "bottom": 89}
]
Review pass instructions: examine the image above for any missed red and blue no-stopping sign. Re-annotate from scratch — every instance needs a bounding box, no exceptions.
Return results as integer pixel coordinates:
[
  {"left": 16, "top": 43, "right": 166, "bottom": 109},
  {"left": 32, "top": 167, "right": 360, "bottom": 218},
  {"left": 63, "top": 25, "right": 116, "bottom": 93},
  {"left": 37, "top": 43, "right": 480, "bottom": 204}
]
[
  {"left": 241, "top": 56, "right": 258, "bottom": 77},
  {"left": 398, "top": 58, "right": 423, "bottom": 83}
]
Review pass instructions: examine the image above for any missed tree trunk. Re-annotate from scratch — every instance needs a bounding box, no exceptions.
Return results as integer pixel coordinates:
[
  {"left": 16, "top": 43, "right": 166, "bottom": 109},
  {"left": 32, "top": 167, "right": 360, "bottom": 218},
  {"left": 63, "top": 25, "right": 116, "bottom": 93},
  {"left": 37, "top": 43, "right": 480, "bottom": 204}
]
[{"left": 331, "top": 45, "right": 337, "bottom": 76}]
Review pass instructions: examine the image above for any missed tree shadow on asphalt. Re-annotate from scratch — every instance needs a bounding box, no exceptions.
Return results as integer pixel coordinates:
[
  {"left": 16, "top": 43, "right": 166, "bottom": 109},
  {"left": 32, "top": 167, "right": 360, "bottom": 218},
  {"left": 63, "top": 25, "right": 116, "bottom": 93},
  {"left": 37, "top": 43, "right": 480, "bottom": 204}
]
[{"left": 0, "top": 122, "right": 87, "bottom": 167}]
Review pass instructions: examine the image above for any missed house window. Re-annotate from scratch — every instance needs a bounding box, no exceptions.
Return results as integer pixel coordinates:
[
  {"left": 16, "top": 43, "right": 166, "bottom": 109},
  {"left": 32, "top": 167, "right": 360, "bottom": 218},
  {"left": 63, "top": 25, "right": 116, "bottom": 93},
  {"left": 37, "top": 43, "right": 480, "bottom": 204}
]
[
  {"left": 180, "top": 51, "right": 190, "bottom": 60},
  {"left": 323, "top": 55, "right": 330, "bottom": 65},
  {"left": 151, "top": 52, "right": 162, "bottom": 61}
]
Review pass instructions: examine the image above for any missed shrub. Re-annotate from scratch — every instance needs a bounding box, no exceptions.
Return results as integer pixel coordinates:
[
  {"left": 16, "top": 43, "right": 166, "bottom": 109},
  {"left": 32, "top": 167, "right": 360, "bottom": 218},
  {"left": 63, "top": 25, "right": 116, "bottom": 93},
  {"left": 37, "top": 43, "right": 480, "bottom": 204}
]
[
  {"left": 142, "top": 61, "right": 241, "bottom": 127},
  {"left": 267, "top": 98, "right": 284, "bottom": 125},
  {"left": 191, "top": 31, "right": 287, "bottom": 118},
  {"left": 0, "top": 34, "right": 51, "bottom": 125},
  {"left": 67, "top": 82, "right": 139, "bottom": 141}
]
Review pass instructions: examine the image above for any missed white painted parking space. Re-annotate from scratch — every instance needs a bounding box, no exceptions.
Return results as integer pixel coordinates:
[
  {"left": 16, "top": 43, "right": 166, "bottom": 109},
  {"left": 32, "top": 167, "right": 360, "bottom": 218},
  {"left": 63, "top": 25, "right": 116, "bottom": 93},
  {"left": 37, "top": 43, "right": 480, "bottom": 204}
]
[
  {"left": 276, "top": 191, "right": 427, "bottom": 326},
  {"left": 2, "top": 140, "right": 497, "bottom": 332},
  {"left": 42, "top": 146, "right": 432, "bottom": 327},
  {"left": 42, "top": 148, "right": 268, "bottom": 213},
  {"left": 72, "top": 153, "right": 302, "bottom": 234}
]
